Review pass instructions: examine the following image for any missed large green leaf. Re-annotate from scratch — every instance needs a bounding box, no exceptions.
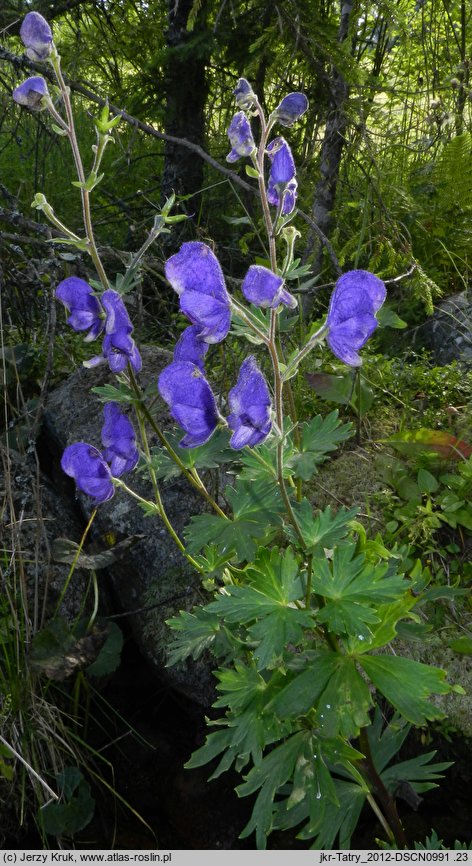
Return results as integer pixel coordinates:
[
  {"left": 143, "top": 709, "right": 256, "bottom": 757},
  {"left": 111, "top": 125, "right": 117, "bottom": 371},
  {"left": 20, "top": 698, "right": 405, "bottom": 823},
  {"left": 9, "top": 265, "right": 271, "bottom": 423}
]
[
  {"left": 185, "top": 479, "right": 284, "bottom": 559},
  {"left": 40, "top": 767, "right": 94, "bottom": 837},
  {"left": 359, "top": 655, "right": 451, "bottom": 725},
  {"left": 166, "top": 608, "right": 221, "bottom": 664},
  {"left": 287, "top": 410, "right": 352, "bottom": 481},
  {"left": 310, "top": 545, "right": 407, "bottom": 638},
  {"left": 314, "top": 656, "right": 373, "bottom": 738},
  {"left": 269, "top": 651, "right": 340, "bottom": 717},
  {"left": 284, "top": 500, "right": 358, "bottom": 551}
]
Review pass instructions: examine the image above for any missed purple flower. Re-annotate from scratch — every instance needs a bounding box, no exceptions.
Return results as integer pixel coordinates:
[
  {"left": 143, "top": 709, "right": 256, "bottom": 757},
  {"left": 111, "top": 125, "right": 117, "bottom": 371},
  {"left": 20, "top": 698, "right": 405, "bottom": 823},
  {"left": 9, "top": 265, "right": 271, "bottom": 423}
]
[
  {"left": 326, "top": 270, "right": 387, "bottom": 367},
  {"left": 61, "top": 443, "right": 114, "bottom": 503},
  {"left": 233, "top": 78, "right": 256, "bottom": 110},
  {"left": 273, "top": 92, "right": 309, "bottom": 127},
  {"left": 55, "top": 277, "right": 104, "bottom": 341},
  {"left": 227, "top": 356, "right": 272, "bottom": 449},
  {"left": 165, "top": 242, "right": 231, "bottom": 344},
  {"left": 86, "top": 290, "right": 142, "bottom": 373},
  {"left": 267, "top": 138, "right": 298, "bottom": 215},
  {"left": 12, "top": 76, "right": 49, "bottom": 111},
  {"left": 158, "top": 361, "right": 219, "bottom": 448},
  {"left": 20, "top": 12, "right": 53, "bottom": 61},
  {"left": 173, "top": 325, "right": 209, "bottom": 371},
  {"left": 242, "top": 265, "right": 297, "bottom": 310},
  {"left": 226, "top": 112, "right": 255, "bottom": 163},
  {"left": 101, "top": 403, "right": 139, "bottom": 477}
]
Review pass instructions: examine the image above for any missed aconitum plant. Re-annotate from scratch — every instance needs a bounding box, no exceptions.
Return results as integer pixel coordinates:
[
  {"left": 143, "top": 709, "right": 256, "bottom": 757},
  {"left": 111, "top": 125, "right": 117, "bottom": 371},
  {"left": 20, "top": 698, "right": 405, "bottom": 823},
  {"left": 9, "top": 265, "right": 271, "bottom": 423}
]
[{"left": 16, "top": 16, "right": 460, "bottom": 850}]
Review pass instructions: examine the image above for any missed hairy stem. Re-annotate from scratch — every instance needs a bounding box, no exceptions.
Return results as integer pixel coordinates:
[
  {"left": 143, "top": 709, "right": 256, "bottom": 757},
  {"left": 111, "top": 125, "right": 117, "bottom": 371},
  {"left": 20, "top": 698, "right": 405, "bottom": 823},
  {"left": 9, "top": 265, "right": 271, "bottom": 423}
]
[{"left": 49, "top": 47, "right": 109, "bottom": 289}]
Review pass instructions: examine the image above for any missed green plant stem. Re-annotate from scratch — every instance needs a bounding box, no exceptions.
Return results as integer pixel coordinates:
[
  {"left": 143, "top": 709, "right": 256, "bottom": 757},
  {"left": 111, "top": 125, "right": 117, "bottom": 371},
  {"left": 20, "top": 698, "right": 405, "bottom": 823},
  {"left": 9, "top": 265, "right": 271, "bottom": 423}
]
[
  {"left": 113, "top": 478, "right": 203, "bottom": 573},
  {"left": 359, "top": 727, "right": 408, "bottom": 848},
  {"left": 130, "top": 394, "right": 204, "bottom": 573},
  {"left": 252, "top": 102, "right": 306, "bottom": 546},
  {"left": 54, "top": 509, "right": 97, "bottom": 616},
  {"left": 49, "top": 47, "right": 109, "bottom": 290},
  {"left": 281, "top": 323, "right": 328, "bottom": 382}
]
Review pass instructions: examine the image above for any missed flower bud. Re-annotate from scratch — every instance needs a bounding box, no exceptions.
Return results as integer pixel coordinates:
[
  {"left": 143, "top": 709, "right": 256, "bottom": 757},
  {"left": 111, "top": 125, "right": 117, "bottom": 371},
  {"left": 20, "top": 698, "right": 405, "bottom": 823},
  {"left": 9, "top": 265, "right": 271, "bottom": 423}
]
[
  {"left": 273, "top": 92, "right": 309, "bottom": 127},
  {"left": 226, "top": 112, "right": 255, "bottom": 162},
  {"left": 20, "top": 12, "right": 53, "bottom": 61},
  {"left": 233, "top": 78, "right": 257, "bottom": 111},
  {"left": 13, "top": 76, "right": 49, "bottom": 111}
]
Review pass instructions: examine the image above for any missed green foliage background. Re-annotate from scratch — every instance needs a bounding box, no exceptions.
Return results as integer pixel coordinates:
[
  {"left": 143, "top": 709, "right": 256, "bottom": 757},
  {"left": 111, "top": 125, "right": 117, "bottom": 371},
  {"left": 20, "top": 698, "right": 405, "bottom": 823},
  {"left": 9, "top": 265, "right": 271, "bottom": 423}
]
[{"left": 1, "top": 0, "right": 471, "bottom": 310}]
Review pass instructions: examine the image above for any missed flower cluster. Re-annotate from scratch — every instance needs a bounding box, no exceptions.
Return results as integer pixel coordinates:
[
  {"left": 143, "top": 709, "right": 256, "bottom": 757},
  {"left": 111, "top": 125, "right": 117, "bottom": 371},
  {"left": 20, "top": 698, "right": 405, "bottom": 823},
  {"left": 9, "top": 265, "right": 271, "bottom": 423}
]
[
  {"left": 56, "top": 279, "right": 141, "bottom": 373},
  {"left": 158, "top": 242, "right": 273, "bottom": 448},
  {"left": 52, "top": 67, "right": 385, "bottom": 505},
  {"left": 13, "top": 13, "right": 53, "bottom": 112},
  {"left": 61, "top": 403, "right": 138, "bottom": 503}
]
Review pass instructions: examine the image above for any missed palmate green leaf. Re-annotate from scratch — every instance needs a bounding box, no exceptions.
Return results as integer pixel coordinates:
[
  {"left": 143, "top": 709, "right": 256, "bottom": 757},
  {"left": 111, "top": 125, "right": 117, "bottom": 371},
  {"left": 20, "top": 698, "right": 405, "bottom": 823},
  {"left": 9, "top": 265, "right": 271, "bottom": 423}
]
[
  {"left": 243, "top": 547, "right": 304, "bottom": 603},
  {"left": 269, "top": 651, "right": 339, "bottom": 718},
  {"left": 248, "top": 608, "right": 314, "bottom": 670},
  {"left": 314, "top": 656, "right": 373, "bottom": 739},
  {"left": 237, "top": 731, "right": 310, "bottom": 848},
  {"left": 287, "top": 410, "right": 353, "bottom": 481},
  {"left": 284, "top": 500, "right": 358, "bottom": 551},
  {"left": 185, "top": 479, "right": 284, "bottom": 560},
  {"left": 359, "top": 655, "right": 452, "bottom": 725},
  {"left": 295, "top": 778, "right": 367, "bottom": 848},
  {"left": 91, "top": 383, "right": 136, "bottom": 403},
  {"left": 205, "top": 663, "right": 288, "bottom": 767},
  {"left": 349, "top": 595, "right": 419, "bottom": 653},
  {"left": 148, "top": 428, "right": 234, "bottom": 480},
  {"left": 166, "top": 608, "right": 221, "bottom": 664},
  {"left": 382, "top": 750, "right": 453, "bottom": 796},
  {"left": 213, "top": 661, "right": 267, "bottom": 713},
  {"left": 312, "top": 544, "right": 407, "bottom": 603},
  {"left": 310, "top": 544, "right": 407, "bottom": 638},
  {"left": 206, "top": 549, "right": 312, "bottom": 668}
]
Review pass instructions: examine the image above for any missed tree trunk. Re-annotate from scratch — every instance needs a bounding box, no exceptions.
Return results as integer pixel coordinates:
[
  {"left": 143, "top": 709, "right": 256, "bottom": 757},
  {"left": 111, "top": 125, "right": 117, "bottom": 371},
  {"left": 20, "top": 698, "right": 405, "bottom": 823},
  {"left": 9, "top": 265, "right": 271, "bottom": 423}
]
[
  {"left": 161, "top": 0, "right": 209, "bottom": 210},
  {"left": 303, "top": 0, "right": 353, "bottom": 306}
]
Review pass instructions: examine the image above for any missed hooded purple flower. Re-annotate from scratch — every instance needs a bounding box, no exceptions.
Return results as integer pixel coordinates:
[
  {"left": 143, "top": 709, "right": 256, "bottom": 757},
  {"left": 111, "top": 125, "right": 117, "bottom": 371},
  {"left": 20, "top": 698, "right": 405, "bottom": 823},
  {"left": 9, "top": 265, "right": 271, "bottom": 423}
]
[
  {"left": 55, "top": 277, "right": 104, "bottom": 341},
  {"left": 20, "top": 12, "right": 53, "bottom": 61},
  {"left": 12, "top": 76, "right": 49, "bottom": 111},
  {"left": 158, "top": 361, "right": 219, "bottom": 448},
  {"left": 242, "top": 265, "right": 297, "bottom": 310},
  {"left": 226, "top": 112, "right": 255, "bottom": 163},
  {"left": 227, "top": 356, "right": 272, "bottom": 449},
  {"left": 86, "top": 290, "right": 142, "bottom": 373},
  {"left": 326, "top": 270, "right": 387, "bottom": 367},
  {"left": 267, "top": 138, "right": 298, "bottom": 215},
  {"left": 165, "top": 242, "right": 231, "bottom": 344},
  {"left": 273, "top": 92, "right": 309, "bottom": 127},
  {"left": 61, "top": 443, "right": 114, "bottom": 503},
  {"left": 173, "top": 325, "right": 209, "bottom": 371},
  {"left": 101, "top": 403, "right": 139, "bottom": 477},
  {"left": 233, "top": 78, "right": 256, "bottom": 111}
]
